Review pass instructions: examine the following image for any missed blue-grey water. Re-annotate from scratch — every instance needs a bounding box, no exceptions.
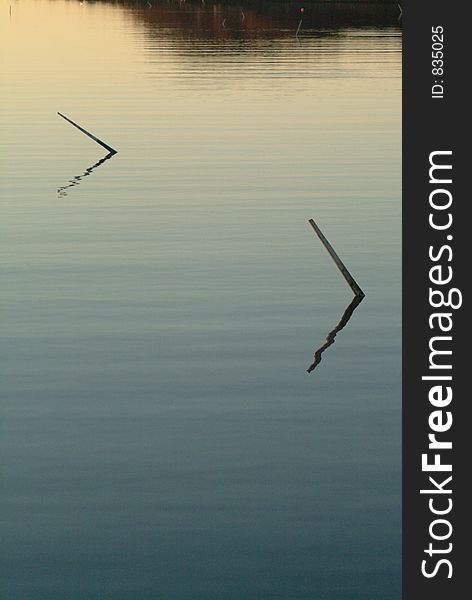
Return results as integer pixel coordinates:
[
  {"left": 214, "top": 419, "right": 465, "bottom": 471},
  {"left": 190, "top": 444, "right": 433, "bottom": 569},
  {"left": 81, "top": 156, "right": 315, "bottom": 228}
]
[{"left": 1, "top": 1, "right": 401, "bottom": 598}]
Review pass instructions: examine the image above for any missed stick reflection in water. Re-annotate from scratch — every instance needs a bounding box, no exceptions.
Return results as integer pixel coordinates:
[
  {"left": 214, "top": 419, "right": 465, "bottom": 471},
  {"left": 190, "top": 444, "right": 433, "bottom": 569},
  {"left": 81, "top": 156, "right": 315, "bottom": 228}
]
[
  {"left": 307, "top": 293, "right": 364, "bottom": 373},
  {"left": 57, "top": 152, "right": 115, "bottom": 198}
]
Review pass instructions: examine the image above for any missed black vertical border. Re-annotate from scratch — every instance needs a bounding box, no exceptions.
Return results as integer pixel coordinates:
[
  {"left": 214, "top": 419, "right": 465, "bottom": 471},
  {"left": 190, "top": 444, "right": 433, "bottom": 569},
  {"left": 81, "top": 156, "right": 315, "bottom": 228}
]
[{"left": 403, "top": 1, "right": 467, "bottom": 598}]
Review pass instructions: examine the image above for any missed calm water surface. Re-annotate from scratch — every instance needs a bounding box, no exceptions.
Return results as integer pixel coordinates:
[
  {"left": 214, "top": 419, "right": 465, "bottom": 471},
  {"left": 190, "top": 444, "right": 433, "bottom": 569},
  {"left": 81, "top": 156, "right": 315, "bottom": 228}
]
[{"left": 1, "top": 2, "right": 401, "bottom": 598}]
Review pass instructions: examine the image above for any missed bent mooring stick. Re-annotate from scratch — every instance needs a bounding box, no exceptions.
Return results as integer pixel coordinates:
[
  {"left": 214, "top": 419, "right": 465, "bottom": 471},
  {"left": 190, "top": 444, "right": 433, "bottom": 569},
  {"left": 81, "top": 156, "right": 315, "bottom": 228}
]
[
  {"left": 58, "top": 112, "right": 117, "bottom": 155},
  {"left": 308, "top": 218, "right": 364, "bottom": 298}
]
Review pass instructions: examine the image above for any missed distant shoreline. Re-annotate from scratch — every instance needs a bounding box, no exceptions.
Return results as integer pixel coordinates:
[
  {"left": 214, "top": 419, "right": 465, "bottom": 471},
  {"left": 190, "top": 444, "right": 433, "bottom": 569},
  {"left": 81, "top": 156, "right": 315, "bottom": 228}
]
[
  {"left": 127, "top": 0, "right": 400, "bottom": 4},
  {"left": 124, "top": 0, "right": 402, "bottom": 31}
]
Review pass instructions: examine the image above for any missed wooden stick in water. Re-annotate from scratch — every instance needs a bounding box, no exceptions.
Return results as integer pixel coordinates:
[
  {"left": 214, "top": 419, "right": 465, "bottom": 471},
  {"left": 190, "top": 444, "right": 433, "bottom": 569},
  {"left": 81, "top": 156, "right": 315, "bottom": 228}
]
[
  {"left": 296, "top": 7, "right": 304, "bottom": 37},
  {"left": 58, "top": 112, "right": 117, "bottom": 155},
  {"left": 308, "top": 218, "right": 364, "bottom": 298}
]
